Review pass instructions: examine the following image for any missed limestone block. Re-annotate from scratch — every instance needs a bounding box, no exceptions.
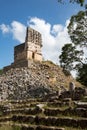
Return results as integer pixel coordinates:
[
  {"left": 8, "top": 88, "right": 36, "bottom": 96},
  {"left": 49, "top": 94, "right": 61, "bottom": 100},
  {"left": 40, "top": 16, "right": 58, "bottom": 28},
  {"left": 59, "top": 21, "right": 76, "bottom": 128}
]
[{"left": 35, "top": 53, "right": 42, "bottom": 61}]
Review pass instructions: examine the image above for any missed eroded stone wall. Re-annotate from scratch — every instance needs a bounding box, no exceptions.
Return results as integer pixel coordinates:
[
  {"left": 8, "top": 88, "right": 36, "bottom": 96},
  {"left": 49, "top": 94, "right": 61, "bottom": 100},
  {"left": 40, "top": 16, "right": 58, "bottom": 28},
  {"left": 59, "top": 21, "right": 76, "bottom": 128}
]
[
  {"left": 25, "top": 28, "right": 43, "bottom": 62},
  {"left": 26, "top": 27, "right": 42, "bottom": 46},
  {"left": 14, "top": 43, "right": 26, "bottom": 62},
  {"left": 4, "top": 27, "right": 43, "bottom": 71},
  {"left": 14, "top": 27, "right": 43, "bottom": 64}
]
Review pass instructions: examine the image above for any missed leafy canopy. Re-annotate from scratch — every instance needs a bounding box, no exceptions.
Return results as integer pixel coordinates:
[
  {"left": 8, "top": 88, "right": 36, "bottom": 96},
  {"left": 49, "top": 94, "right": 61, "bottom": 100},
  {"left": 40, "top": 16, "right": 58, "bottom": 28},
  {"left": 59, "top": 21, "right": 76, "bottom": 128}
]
[
  {"left": 58, "top": 0, "right": 85, "bottom": 6},
  {"left": 59, "top": 9, "right": 87, "bottom": 86}
]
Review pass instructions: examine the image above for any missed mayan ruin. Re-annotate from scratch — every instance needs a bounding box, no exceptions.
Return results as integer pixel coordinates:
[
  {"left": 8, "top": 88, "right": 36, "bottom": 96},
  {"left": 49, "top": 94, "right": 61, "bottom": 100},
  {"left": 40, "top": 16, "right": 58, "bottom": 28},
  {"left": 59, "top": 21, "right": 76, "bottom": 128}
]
[
  {"left": 14, "top": 27, "right": 43, "bottom": 63},
  {"left": 4, "top": 27, "right": 43, "bottom": 71},
  {"left": 0, "top": 0, "right": 87, "bottom": 129},
  {"left": 0, "top": 28, "right": 87, "bottom": 130}
]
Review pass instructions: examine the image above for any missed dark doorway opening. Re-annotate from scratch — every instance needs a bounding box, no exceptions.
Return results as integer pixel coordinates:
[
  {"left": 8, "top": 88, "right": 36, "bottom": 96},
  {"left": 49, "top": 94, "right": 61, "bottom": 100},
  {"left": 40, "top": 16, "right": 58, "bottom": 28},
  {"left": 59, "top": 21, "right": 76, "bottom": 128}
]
[{"left": 32, "top": 52, "right": 35, "bottom": 59}]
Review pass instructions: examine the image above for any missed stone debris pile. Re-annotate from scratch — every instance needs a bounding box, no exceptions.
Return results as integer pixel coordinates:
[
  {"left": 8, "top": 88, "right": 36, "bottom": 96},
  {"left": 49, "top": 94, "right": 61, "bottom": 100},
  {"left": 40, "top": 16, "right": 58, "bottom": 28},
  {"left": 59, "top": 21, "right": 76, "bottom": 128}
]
[{"left": 0, "top": 61, "right": 82, "bottom": 101}]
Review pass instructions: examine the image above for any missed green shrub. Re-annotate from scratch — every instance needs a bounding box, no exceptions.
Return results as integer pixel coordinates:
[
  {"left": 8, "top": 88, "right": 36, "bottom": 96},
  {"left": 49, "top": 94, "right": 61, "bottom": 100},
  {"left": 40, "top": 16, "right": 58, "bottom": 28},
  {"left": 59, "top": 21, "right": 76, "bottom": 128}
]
[{"left": 0, "top": 69, "right": 3, "bottom": 75}]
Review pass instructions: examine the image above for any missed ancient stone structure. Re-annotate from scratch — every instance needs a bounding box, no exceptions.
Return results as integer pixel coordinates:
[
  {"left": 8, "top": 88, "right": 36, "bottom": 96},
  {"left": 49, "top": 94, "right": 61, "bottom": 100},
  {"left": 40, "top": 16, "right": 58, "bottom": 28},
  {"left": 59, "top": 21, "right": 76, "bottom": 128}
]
[
  {"left": 4, "top": 27, "right": 43, "bottom": 71},
  {"left": 14, "top": 27, "right": 42, "bottom": 63}
]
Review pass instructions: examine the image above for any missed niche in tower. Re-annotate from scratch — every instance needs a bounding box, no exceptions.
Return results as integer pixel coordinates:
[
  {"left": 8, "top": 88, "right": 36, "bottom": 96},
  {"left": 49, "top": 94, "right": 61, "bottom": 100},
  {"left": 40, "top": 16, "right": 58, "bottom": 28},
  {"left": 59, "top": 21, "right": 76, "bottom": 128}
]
[{"left": 32, "top": 52, "right": 35, "bottom": 59}]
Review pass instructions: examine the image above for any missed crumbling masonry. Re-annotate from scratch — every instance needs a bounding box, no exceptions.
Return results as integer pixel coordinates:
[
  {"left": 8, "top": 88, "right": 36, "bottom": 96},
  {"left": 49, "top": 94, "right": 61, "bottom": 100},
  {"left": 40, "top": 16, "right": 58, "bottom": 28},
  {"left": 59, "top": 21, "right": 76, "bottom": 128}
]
[{"left": 4, "top": 27, "right": 43, "bottom": 71}]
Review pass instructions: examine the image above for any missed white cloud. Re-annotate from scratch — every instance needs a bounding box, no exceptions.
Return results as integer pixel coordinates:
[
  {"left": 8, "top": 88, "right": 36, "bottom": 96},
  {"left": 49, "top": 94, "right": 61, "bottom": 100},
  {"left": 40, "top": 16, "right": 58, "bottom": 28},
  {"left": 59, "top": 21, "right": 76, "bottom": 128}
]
[
  {"left": 28, "top": 17, "right": 71, "bottom": 64},
  {"left": 0, "top": 24, "right": 10, "bottom": 33},
  {"left": 52, "top": 24, "right": 63, "bottom": 35},
  {"left": 11, "top": 21, "right": 26, "bottom": 43},
  {"left": 0, "top": 17, "right": 71, "bottom": 64},
  {"left": 0, "top": 21, "right": 26, "bottom": 43}
]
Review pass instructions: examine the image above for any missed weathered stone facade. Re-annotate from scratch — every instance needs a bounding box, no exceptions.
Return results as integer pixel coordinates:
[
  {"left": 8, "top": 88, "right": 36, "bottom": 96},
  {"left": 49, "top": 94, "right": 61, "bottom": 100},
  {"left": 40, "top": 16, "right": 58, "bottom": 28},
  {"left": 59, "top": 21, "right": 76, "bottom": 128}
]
[
  {"left": 4, "top": 27, "right": 43, "bottom": 71},
  {"left": 14, "top": 27, "right": 42, "bottom": 63}
]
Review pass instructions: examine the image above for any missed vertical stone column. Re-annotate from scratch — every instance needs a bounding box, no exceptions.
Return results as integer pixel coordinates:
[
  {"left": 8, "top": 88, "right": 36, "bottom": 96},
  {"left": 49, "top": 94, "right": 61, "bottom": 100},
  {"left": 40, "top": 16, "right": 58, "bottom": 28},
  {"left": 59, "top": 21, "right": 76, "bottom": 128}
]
[{"left": 25, "top": 27, "right": 43, "bottom": 61}]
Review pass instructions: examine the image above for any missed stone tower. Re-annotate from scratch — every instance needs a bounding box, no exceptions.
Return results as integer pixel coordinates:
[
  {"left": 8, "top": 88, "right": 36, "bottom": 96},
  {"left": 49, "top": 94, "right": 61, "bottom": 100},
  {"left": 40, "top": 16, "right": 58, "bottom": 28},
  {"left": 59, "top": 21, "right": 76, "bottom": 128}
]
[
  {"left": 14, "top": 27, "right": 43, "bottom": 64},
  {"left": 4, "top": 27, "right": 43, "bottom": 71},
  {"left": 25, "top": 27, "right": 43, "bottom": 61}
]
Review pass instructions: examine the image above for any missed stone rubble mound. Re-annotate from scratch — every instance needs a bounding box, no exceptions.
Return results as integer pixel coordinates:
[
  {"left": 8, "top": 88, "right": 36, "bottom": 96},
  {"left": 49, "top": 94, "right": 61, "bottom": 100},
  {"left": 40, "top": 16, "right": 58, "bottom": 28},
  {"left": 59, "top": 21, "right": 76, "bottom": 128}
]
[{"left": 0, "top": 61, "right": 81, "bottom": 100}]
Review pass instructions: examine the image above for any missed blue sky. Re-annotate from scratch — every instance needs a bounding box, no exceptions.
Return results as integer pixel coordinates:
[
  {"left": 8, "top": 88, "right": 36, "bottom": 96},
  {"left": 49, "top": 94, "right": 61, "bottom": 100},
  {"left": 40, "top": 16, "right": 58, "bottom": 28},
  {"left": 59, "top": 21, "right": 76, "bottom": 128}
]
[{"left": 0, "top": 0, "right": 85, "bottom": 68}]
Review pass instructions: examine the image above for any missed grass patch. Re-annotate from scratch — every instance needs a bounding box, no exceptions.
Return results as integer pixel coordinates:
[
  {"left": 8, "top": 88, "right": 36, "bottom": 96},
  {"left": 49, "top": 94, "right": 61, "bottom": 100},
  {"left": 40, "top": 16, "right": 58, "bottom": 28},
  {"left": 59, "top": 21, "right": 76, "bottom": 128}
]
[
  {"left": 81, "top": 96, "right": 87, "bottom": 102},
  {"left": 42, "top": 60, "right": 56, "bottom": 66},
  {"left": 65, "top": 126, "right": 87, "bottom": 130},
  {"left": 0, "top": 124, "right": 21, "bottom": 130},
  {"left": 0, "top": 69, "right": 3, "bottom": 75}
]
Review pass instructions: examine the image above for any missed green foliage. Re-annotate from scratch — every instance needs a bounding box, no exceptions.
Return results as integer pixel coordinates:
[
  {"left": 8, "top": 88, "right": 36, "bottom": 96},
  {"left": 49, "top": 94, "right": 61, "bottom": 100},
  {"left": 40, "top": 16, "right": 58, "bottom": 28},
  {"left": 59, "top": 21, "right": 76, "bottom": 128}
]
[
  {"left": 76, "top": 64, "right": 87, "bottom": 86},
  {"left": 0, "top": 69, "right": 3, "bottom": 75},
  {"left": 59, "top": 9, "right": 87, "bottom": 86},
  {"left": 57, "top": 0, "right": 85, "bottom": 6},
  {"left": 81, "top": 96, "right": 87, "bottom": 102},
  {"left": 0, "top": 125, "right": 21, "bottom": 130},
  {"left": 59, "top": 43, "right": 83, "bottom": 72},
  {"left": 68, "top": 11, "right": 87, "bottom": 47},
  {"left": 65, "top": 127, "right": 86, "bottom": 130},
  {"left": 68, "top": 9, "right": 87, "bottom": 86}
]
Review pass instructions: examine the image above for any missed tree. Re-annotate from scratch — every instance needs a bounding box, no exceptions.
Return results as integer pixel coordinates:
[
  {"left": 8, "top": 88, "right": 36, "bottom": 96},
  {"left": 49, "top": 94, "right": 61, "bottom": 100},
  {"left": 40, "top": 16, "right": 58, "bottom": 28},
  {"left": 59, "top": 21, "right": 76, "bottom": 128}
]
[
  {"left": 76, "top": 64, "right": 87, "bottom": 86},
  {"left": 68, "top": 11, "right": 87, "bottom": 47},
  {"left": 58, "top": 0, "right": 85, "bottom": 6},
  {"left": 59, "top": 43, "right": 83, "bottom": 72},
  {"left": 59, "top": 9, "right": 87, "bottom": 86}
]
